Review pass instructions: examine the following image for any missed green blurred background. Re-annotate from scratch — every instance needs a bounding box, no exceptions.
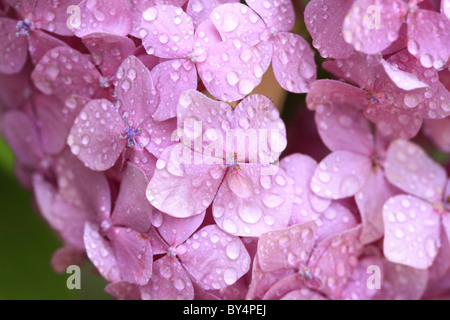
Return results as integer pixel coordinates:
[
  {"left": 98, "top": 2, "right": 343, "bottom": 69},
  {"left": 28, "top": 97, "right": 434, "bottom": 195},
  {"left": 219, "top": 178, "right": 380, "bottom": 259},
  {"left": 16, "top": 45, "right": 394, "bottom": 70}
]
[{"left": 0, "top": 137, "right": 110, "bottom": 300}]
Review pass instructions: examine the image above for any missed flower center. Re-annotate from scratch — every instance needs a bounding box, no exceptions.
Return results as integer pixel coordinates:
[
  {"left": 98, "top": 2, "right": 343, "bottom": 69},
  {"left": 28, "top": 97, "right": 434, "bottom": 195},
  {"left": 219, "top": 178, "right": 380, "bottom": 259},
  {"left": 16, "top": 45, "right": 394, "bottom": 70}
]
[
  {"left": 16, "top": 19, "right": 33, "bottom": 37},
  {"left": 167, "top": 246, "right": 177, "bottom": 257},
  {"left": 119, "top": 116, "right": 144, "bottom": 148},
  {"left": 222, "top": 151, "right": 242, "bottom": 177},
  {"left": 299, "top": 267, "right": 313, "bottom": 280}
]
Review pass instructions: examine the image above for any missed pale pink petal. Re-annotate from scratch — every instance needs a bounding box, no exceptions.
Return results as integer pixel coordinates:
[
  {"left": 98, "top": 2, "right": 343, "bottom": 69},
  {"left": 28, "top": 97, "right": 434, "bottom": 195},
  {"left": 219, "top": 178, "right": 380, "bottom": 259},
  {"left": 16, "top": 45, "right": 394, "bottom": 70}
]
[
  {"left": 0, "top": 17, "right": 28, "bottom": 74},
  {"left": 308, "top": 225, "right": 363, "bottom": 299},
  {"left": 111, "top": 163, "right": 153, "bottom": 233},
  {"left": 157, "top": 211, "right": 205, "bottom": 246},
  {"left": 380, "top": 58, "right": 428, "bottom": 91},
  {"left": 197, "top": 40, "right": 271, "bottom": 102},
  {"left": 384, "top": 139, "right": 447, "bottom": 202},
  {"left": 246, "top": 0, "right": 294, "bottom": 32},
  {"left": 442, "top": 212, "right": 450, "bottom": 249},
  {"left": 139, "top": 5, "right": 194, "bottom": 59},
  {"left": 272, "top": 32, "right": 316, "bottom": 93},
  {"left": 262, "top": 274, "right": 308, "bottom": 300},
  {"left": 310, "top": 151, "right": 372, "bottom": 200},
  {"left": 144, "top": 117, "right": 177, "bottom": 158},
  {"left": 140, "top": 255, "right": 194, "bottom": 300},
  {"left": 304, "top": 0, "right": 355, "bottom": 59},
  {"left": 75, "top": 0, "right": 132, "bottom": 37},
  {"left": 150, "top": 59, "right": 198, "bottom": 121},
  {"left": 317, "top": 202, "right": 358, "bottom": 243},
  {"left": 110, "top": 226, "right": 153, "bottom": 285},
  {"left": 342, "top": 0, "right": 407, "bottom": 54},
  {"left": 51, "top": 246, "right": 86, "bottom": 274},
  {"left": 356, "top": 170, "right": 399, "bottom": 245},
  {"left": 33, "top": 0, "right": 82, "bottom": 36},
  {"left": 407, "top": 9, "right": 450, "bottom": 70},
  {"left": 31, "top": 46, "right": 102, "bottom": 101},
  {"left": 428, "top": 225, "right": 450, "bottom": 282},
  {"left": 82, "top": 33, "right": 136, "bottom": 78},
  {"left": 193, "top": 18, "right": 222, "bottom": 53},
  {"left": 179, "top": 225, "right": 251, "bottom": 290},
  {"left": 28, "top": 30, "right": 68, "bottom": 65},
  {"left": 280, "top": 288, "right": 326, "bottom": 300},
  {"left": 383, "top": 194, "right": 441, "bottom": 269},
  {"left": 210, "top": 3, "right": 266, "bottom": 47},
  {"left": 341, "top": 256, "right": 383, "bottom": 300},
  {"left": 314, "top": 102, "right": 374, "bottom": 156},
  {"left": 187, "top": 0, "right": 239, "bottom": 27},
  {"left": 84, "top": 221, "right": 121, "bottom": 283},
  {"left": 146, "top": 143, "right": 225, "bottom": 218},
  {"left": 67, "top": 99, "right": 126, "bottom": 171},
  {"left": 442, "top": 0, "right": 450, "bottom": 19},
  {"left": 105, "top": 282, "right": 141, "bottom": 300},
  {"left": 32, "top": 174, "right": 56, "bottom": 226},
  {"left": 424, "top": 118, "right": 450, "bottom": 152},
  {"left": 213, "top": 164, "right": 293, "bottom": 237},
  {"left": 257, "top": 222, "right": 317, "bottom": 273}
]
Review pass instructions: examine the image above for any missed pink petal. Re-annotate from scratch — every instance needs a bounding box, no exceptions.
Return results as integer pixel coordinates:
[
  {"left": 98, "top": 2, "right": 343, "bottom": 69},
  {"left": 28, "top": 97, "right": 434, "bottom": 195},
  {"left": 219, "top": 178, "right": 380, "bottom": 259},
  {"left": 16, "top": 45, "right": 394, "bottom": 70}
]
[
  {"left": 33, "top": 0, "right": 82, "bottom": 36},
  {"left": 342, "top": 0, "right": 407, "bottom": 54},
  {"left": 407, "top": 9, "right": 450, "bottom": 70},
  {"left": 150, "top": 59, "right": 198, "bottom": 121},
  {"left": 105, "top": 282, "right": 141, "bottom": 300},
  {"left": 139, "top": 5, "right": 194, "bottom": 59},
  {"left": 140, "top": 255, "right": 194, "bottom": 300},
  {"left": 257, "top": 222, "right": 317, "bottom": 273},
  {"left": 424, "top": 118, "right": 450, "bottom": 152},
  {"left": 261, "top": 274, "right": 309, "bottom": 300},
  {"left": 341, "top": 256, "right": 383, "bottom": 300},
  {"left": 271, "top": 32, "right": 316, "bottom": 93},
  {"left": 51, "top": 246, "right": 86, "bottom": 274},
  {"left": 144, "top": 117, "right": 177, "bottom": 158},
  {"left": 356, "top": 170, "right": 399, "bottom": 245},
  {"left": 75, "top": 0, "right": 132, "bottom": 37},
  {"left": 28, "top": 30, "right": 68, "bottom": 65},
  {"left": 111, "top": 163, "right": 153, "bottom": 233},
  {"left": 317, "top": 201, "right": 358, "bottom": 243},
  {"left": 1, "top": 110, "right": 43, "bottom": 168},
  {"left": 0, "top": 64, "right": 32, "bottom": 110},
  {"left": 32, "top": 173, "right": 56, "bottom": 226},
  {"left": 0, "top": 17, "right": 28, "bottom": 74},
  {"left": 110, "top": 226, "right": 153, "bottom": 285},
  {"left": 428, "top": 224, "right": 450, "bottom": 282},
  {"left": 193, "top": 18, "right": 222, "bottom": 52},
  {"left": 196, "top": 39, "right": 271, "bottom": 102},
  {"left": 213, "top": 164, "right": 293, "bottom": 237},
  {"left": 314, "top": 102, "right": 374, "bottom": 156},
  {"left": 146, "top": 143, "right": 225, "bottom": 218},
  {"left": 157, "top": 211, "right": 205, "bottom": 246},
  {"left": 310, "top": 150, "right": 372, "bottom": 200},
  {"left": 84, "top": 221, "right": 121, "bottom": 283},
  {"left": 380, "top": 58, "right": 428, "bottom": 91},
  {"left": 82, "top": 33, "right": 136, "bottom": 78},
  {"left": 210, "top": 3, "right": 266, "bottom": 47},
  {"left": 31, "top": 46, "right": 102, "bottom": 101},
  {"left": 147, "top": 226, "right": 169, "bottom": 255},
  {"left": 179, "top": 225, "right": 251, "bottom": 290},
  {"left": 304, "top": 0, "right": 355, "bottom": 59},
  {"left": 67, "top": 99, "right": 126, "bottom": 171},
  {"left": 442, "top": 0, "right": 450, "bottom": 19},
  {"left": 308, "top": 225, "right": 363, "bottom": 299},
  {"left": 383, "top": 194, "right": 441, "bottom": 269},
  {"left": 187, "top": 0, "right": 239, "bottom": 27},
  {"left": 384, "top": 139, "right": 447, "bottom": 202},
  {"left": 246, "top": 0, "right": 295, "bottom": 32}
]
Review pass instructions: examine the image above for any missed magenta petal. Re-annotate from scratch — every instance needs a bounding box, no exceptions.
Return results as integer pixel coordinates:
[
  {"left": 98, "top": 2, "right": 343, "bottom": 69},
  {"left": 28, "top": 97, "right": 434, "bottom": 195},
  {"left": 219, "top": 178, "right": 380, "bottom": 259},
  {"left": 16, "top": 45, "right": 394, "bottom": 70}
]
[
  {"left": 314, "top": 102, "right": 374, "bottom": 156},
  {"left": 67, "top": 99, "right": 126, "bottom": 171},
  {"left": 424, "top": 118, "right": 450, "bottom": 153},
  {"left": 271, "top": 32, "right": 316, "bottom": 93},
  {"left": 210, "top": 3, "right": 266, "bottom": 47},
  {"left": 407, "top": 9, "right": 450, "bottom": 70},
  {"left": 187, "top": 0, "right": 239, "bottom": 27},
  {"left": 257, "top": 222, "right": 317, "bottom": 273},
  {"left": 105, "top": 282, "right": 141, "bottom": 300},
  {"left": 82, "top": 33, "right": 136, "bottom": 78},
  {"left": 139, "top": 5, "right": 194, "bottom": 59},
  {"left": 31, "top": 46, "right": 101, "bottom": 101},
  {"left": 304, "top": 0, "right": 354, "bottom": 59},
  {"left": 110, "top": 227, "right": 153, "bottom": 285},
  {"left": 84, "top": 222, "right": 121, "bottom": 283},
  {"left": 146, "top": 143, "right": 224, "bottom": 218},
  {"left": 383, "top": 194, "right": 440, "bottom": 269},
  {"left": 246, "top": 0, "right": 294, "bottom": 32},
  {"left": 150, "top": 59, "right": 198, "bottom": 121},
  {"left": 179, "top": 225, "right": 251, "bottom": 290},
  {"left": 75, "top": 0, "right": 132, "bottom": 37},
  {"left": 28, "top": 30, "right": 68, "bottom": 65},
  {"left": 0, "top": 64, "right": 32, "bottom": 110},
  {"left": 158, "top": 211, "right": 205, "bottom": 246},
  {"left": 213, "top": 164, "right": 293, "bottom": 237},
  {"left": 111, "top": 163, "right": 153, "bottom": 233},
  {"left": 197, "top": 40, "right": 271, "bottom": 102},
  {"left": 33, "top": 0, "right": 82, "bottom": 36},
  {"left": 51, "top": 246, "right": 86, "bottom": 274},
  {"left": 0, "top": 17, "right": 27, "bottom": 74},
  {"left": 140, "top": 255, "right": 194, "bottom": 300},
  {"left": 310, "top": 150, "right": 372, "bottom": 200},
  {"left": 342, "top": 0, "right": 407, "bottom": 54},
  {"left": 384, "top": 139, "right": 447, "bottom": 202}
]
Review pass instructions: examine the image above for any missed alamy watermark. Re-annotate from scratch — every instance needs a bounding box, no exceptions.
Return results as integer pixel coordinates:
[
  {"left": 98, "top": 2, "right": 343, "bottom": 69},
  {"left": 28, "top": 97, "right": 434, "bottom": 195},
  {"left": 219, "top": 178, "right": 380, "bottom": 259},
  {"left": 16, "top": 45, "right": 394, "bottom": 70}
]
[{"left": 66, "top": 5, "right": 81, "bottom": 31}]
